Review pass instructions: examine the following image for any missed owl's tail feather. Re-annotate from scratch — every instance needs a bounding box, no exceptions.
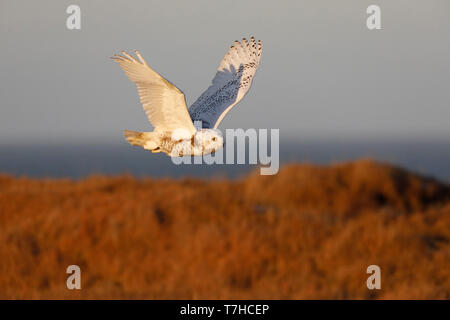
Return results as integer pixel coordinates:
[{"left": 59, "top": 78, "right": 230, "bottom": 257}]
[{"left": 124, "top": 130, "right": 160, "bottom": 151}]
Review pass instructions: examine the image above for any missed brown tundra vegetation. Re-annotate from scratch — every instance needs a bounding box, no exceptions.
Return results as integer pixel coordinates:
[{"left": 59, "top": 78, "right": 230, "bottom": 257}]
[{"left": 0, "top": 159, "right": 449, "bottom": 299}]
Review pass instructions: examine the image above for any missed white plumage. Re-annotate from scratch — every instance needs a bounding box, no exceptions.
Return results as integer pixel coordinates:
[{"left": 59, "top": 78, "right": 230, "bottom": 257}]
[
  {"left": 189, "top": 37, "right": 262, "bottom": 129},
  {"left": 112, "top": 37, "right": 262, "bottom": 157}
]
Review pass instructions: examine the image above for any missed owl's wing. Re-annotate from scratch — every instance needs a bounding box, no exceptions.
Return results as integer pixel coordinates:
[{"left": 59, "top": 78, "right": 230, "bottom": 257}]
[
  {"left": 112, "top": 51, "right": 196, "bottom": 136},
  {"left": 188, "top": 37, "right": 262, "bottom": 129}
]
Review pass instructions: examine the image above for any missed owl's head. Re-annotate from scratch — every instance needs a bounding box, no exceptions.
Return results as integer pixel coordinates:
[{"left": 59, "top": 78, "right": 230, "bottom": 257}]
[{"left": 194, "top": 129, "right": 224, "bottom": 154}]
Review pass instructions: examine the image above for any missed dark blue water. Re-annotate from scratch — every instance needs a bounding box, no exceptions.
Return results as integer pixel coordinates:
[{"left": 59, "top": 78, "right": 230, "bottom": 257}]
[{"left": 0, "top": 139, "right": 449, "bottom": 182}]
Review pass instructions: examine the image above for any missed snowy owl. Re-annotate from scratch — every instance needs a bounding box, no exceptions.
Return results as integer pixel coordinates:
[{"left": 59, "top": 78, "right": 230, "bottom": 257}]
[{"left": 112, "top": 37, "right": 262, "bottom": 157}]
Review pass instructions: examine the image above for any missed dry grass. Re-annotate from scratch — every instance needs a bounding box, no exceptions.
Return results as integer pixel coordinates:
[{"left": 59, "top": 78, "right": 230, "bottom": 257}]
[{"left": 0, "top": 159, "right": 449, "bottom": 299}]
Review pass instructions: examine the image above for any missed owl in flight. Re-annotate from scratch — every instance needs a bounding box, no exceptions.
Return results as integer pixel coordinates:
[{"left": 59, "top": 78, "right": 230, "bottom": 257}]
[{"left": 112, "top": 37, "right": 262, "bottom": 157}]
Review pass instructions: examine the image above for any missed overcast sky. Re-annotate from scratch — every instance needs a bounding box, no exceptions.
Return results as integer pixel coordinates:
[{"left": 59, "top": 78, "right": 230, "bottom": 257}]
[{"left": 1, "top": 0, "right": 449, "bottom": 145}]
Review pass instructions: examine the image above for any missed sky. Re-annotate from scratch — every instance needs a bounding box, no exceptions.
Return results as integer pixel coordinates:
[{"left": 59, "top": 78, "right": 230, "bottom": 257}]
[{"left": 0, "top": 0, "right": 449, "bottom": 145}]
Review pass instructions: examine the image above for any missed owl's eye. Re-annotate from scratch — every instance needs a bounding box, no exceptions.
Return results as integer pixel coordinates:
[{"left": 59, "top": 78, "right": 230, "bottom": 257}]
[{"left": 212, "top": 137, "right": 216, "bottom": 141}]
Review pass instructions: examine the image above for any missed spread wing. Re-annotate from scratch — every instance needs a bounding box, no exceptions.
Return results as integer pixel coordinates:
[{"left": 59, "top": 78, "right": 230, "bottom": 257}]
[
  {"left": 112, "top": 51, "right": 196, "bottom": 135},
  {"left": 188, "top": 37, "right": 262, "bottom": 129}
]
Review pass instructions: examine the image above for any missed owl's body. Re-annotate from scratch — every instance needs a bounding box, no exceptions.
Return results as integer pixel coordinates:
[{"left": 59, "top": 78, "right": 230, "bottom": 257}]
[{"left": 124, "top": 129, "right": 223, "bottom": 157}]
